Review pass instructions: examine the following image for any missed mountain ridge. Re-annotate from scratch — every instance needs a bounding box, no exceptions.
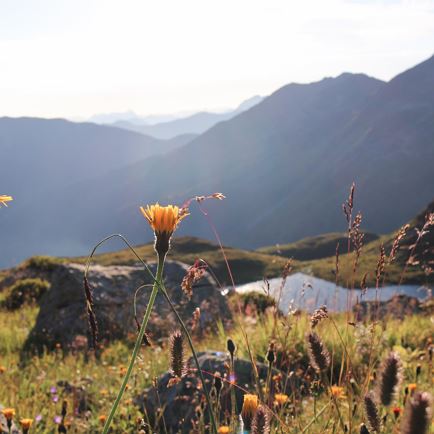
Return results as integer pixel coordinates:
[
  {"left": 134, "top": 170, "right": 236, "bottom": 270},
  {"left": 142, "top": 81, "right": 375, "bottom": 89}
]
[{"left": 1, "top": 56, "right": 433, "bottom": 267}]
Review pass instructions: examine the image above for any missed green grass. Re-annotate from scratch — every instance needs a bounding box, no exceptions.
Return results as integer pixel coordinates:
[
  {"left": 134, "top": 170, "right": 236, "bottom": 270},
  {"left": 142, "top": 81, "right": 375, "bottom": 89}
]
[
  {"left": 1, "top": 300, "right": 433, "bottom": 433},
  {"left": 257, "top": 232, "right": 379, "bottom": 260}
]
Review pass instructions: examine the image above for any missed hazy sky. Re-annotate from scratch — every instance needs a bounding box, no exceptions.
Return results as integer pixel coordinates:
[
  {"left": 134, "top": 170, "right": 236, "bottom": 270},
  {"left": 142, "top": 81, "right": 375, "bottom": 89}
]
[{"left": 1, "top": 0, "right": 433, "bottom": 119}]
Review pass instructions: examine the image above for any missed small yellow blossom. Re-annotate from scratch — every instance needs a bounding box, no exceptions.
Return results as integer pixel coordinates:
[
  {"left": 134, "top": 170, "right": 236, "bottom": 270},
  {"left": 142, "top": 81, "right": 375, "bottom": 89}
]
[
  {"left": 330, "top": 386, "right": 345, "bottom": 399},
  {"left": 218, "top": 426, "right": 230, "bottom": 434},
  {"left": 98, "top": 415, "right": 107, "bottom": 425},
  {"left": 20, "top": 418, "right": 33, "bottom": 430},
  {"left": 274, "top": 393, "right": 289, "bottom": 406},
  {"left": 1, "top": 408, "right": 15, "bottom": 420},
  {"left": 140, "top": 203, "right": 188, "bottom": 236},
  {"left": 241, "top": 394, "right": 258, "bottom": 428},
  {"left": 0, "top": 366, "right": 6, "bottom": 373},
  {"left": 408, "top": 383, "right": 417, "bottom": 394},
  {"left": 140, "top": 203, "right": 189, "bottom": 256},
  {"left": 0, "top": 195, "right": 13, "bottom": 207}
]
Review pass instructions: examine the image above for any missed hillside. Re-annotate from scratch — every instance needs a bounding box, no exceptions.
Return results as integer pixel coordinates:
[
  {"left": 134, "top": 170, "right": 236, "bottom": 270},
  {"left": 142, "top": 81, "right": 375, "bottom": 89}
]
[
  {"left": 0, "top": 118, "right": 192, "bottom": 267},
  {"left": 298, "top": 200, "right": 434, "bottom": 287},
  {"left": 257, "top": 232, "right": 379, "bottom": 260},
  {"left": 0, "top": 237, "right": 289, "bottom": 288}
]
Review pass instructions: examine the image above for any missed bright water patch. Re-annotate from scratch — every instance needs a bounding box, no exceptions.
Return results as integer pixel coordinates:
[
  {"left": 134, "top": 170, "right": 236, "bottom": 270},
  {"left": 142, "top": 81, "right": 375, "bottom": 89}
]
[{"left": 235, "top": 272, "right": 426, "bottom": 313}]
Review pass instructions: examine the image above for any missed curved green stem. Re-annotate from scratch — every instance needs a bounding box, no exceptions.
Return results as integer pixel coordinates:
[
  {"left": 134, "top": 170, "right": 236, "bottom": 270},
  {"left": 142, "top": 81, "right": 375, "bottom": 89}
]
[
  {"left": 158, "top": 285, "right": 218, "bottom": 434},
  {"left": 102, "top": 255, "right": 165, "bottom": 434}
]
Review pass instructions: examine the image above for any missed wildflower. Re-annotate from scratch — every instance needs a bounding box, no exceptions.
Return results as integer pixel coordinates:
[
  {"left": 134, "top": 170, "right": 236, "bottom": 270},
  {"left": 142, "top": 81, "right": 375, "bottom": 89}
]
[
  {"left": 376, "top": 352, "right": 402, "bottom": 406},
  {"left": 20, "top": 418, "right": 33, "bottom": 433},
  {"left": 401, "top": 391, "right": 432, "bottom": 434},
  {"left": 52, "top": 395, "right": 59, "bottom": 403},
  {"left": 35, "top": 415, "right": 42, "bottom": 423},
  {"left": 100, "top": 388, "right": 109, "bottom": 396},
  {"left": 393, "top": 406, "right": 402, "bottom": 419},
  {"left": 364, "top": 393, "right": 381, "bottom": 432},
  {"left": 330, "top": 386, "right": 345, "bottom": 399},
  {"left": 252, "top": 405, "right": 271, "bottom": 434},
  {"left": 50, "top": 386, "right": 57, "bottom": 394},
  {"left": 98, "top": 414, "right": 107, "bottom": 425},
  {"left": 241, "top": 394, "right": 259, "bottom": 430},
  {"left": 408, "top": 383, "right": 417, "bottom": 394},
  {"left": 307, "top": 332, "right": 330, "bottom": 372},
  {"left": 54, "top": 415, "right": 62, "bottom": 424},
  {"left": 1, "top": 407, "right": 15, "bottom": 420},
  {"left": 274, "top": 393, "right": 289, "bottom": 406},
  {"left": 0, "top": 366, "right": 6, "bottom": 373},
  {"left": 140, "top": 203, "right": 189, "bottom": 256},
  {"left": 0, "top": 195, "right": 13, "bottom": 206},
  {"left": 218, "top": 426, "right": 230, "bottom": 434}
]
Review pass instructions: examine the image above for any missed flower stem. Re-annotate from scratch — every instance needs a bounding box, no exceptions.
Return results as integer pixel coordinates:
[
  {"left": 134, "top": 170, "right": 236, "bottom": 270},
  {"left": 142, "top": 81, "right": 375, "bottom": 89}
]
[
  {"left": 158, "top": 285, "right": 218, "bottom": 434},
  {"left": 102, "top": 255, "right": 165, "bottom": 434}
]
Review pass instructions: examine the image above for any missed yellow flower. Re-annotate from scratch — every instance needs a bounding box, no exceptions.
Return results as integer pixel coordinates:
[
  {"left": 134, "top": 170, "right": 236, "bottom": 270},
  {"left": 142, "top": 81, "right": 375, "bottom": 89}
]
[
  {"left": 330, "top": 386, "right": 345, "bottom": 399},
  {"left": 140, "top": 203, "right": 188, "bottom": 236},
  {"left": 274, "top": 393, "right": 289, "bottom": 406},
  {"left": 241, "top": 394, "right": 258, "bottom": 429},
  {"left": 20, "top": 418, "right": 33, "bottom": 430},
  {"left": 1, "top": 408, "right": 15, "bottom": 420},
  {"left": 218, "top": 426, "right": 230, "bottom": 434},
  {"left": 408, "top": 383, "right": 417, "bottom": 393},
  {"left": 98, "top": 415, "right": 107, "bottom": 425},
  {"left": 0, "top": 195, "right": 13, "bottom": 207},
  {"left": 0, "top": 366, "right": 6, "bottom": 373},
  {"left": 140, "top": 203, "right": 189, "bottom": 256}
]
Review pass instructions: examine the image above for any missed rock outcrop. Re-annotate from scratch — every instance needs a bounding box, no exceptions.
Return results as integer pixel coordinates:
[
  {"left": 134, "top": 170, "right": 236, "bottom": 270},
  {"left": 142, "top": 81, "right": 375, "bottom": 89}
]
[
  {"left": 136, "top": 351, "right": 295, "bottom": 433},
  {"left": 23, "top": 261, "right": 231, "bottom": 352}
]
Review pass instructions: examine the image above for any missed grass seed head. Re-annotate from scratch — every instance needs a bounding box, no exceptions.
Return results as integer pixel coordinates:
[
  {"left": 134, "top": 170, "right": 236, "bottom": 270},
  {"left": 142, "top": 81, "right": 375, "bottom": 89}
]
[
  {"left": 364, "top": 393, "right": 381, "bottom": 432},
  {"left": 169, "top": 330, "right": 186, "bottom": 379},
  {"left": 251, "top": 405, "right": 271, "bottom": 434},
  {"left": 307, "top": 332, "right": 330, "bottom": 372},
  {"left": 376, "top": 352, "right": 402, "bottom": 407},
  {"left": 401, "top": 391, "right": 432, "bottom": 434}
]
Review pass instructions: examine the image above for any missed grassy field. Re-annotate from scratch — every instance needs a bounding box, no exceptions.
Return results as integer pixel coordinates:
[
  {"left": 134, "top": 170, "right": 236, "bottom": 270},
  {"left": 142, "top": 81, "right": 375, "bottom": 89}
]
[{"left": 0, "top": 291, "right": 433, "bottom": 433}]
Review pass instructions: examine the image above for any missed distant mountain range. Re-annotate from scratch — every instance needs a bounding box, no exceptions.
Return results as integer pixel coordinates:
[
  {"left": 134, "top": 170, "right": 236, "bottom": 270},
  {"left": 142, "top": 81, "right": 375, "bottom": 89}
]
[
  {"left": 88, "top": 110, "right": 181, "bottom": 126},
  {"left": 1, "top": 55, "right": 433, "bottom": 268},
  {"left": 102, "top": 95, "right": 264, "bottom": 139}
]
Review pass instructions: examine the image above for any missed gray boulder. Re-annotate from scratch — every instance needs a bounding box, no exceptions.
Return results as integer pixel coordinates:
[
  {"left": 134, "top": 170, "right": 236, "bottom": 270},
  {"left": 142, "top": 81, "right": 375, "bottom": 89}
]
[
  {"left": 137, "top": 351, "right": 295, "bottom": 433},
  {"left": 24, "top": 261, "right": 231, "bottom": 352}
]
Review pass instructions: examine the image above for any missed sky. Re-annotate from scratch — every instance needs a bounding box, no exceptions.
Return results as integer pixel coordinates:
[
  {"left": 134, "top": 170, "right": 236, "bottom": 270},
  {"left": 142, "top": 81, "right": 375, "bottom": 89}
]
[{"left": 0, "top": 0, "right": 433, "bottom": 119}]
